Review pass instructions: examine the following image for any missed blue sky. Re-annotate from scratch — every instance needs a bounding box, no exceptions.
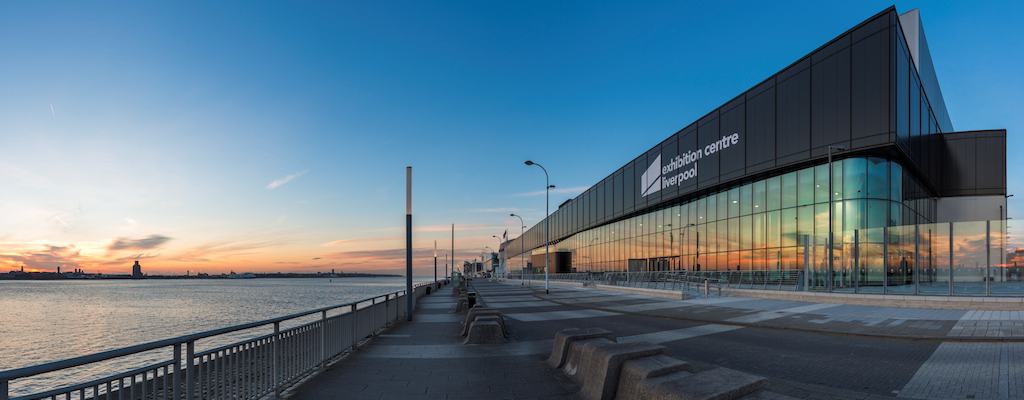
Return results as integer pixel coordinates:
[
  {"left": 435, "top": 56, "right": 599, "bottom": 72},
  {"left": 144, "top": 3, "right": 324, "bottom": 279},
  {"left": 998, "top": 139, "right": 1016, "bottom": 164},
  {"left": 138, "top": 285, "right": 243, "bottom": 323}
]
[{"left": 0, "top": 1, "right": 1020, "bottom": 274}]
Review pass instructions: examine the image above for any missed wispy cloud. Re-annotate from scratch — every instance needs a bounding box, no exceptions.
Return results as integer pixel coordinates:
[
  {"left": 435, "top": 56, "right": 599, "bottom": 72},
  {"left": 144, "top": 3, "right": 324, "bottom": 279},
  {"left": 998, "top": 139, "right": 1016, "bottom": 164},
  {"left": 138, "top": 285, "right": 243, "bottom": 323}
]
[
  {"left": 170, "top": 240, "right": 282, "bottom": 263},
  {"left": 108, "top": 234, "right": 172, "bottom": 251},
  {"left": 513, "top": 186, "right": 588, "bottom": 197},
  {"left": 0, "top": 244, "right": 82, "bottom": 270},
  {"left": 266, "top": 170, "right": 308, "bottom": 190}
]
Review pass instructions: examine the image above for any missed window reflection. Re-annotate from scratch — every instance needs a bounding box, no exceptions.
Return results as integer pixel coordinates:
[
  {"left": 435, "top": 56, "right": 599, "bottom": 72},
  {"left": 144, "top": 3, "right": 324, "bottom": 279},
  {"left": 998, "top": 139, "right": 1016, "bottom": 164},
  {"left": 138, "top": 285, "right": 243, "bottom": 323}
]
[{"left": 507, "top": 157, "right": 937, "bottom": 275}]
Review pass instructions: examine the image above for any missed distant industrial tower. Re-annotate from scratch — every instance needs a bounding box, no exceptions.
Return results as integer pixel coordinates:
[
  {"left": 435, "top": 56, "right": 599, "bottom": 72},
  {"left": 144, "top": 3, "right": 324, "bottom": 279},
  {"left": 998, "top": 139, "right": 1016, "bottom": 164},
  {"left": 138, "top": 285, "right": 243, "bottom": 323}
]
[{"left": 131, "top": 260, "right": 144, "bottom": 279}]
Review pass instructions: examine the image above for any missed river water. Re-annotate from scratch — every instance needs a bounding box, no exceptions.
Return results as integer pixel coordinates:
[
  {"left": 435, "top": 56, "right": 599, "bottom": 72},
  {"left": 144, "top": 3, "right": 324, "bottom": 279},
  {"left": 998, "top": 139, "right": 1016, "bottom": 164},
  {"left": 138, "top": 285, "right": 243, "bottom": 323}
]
[{"left": 0, "top": 277, "right": 424, "bottom": 396}]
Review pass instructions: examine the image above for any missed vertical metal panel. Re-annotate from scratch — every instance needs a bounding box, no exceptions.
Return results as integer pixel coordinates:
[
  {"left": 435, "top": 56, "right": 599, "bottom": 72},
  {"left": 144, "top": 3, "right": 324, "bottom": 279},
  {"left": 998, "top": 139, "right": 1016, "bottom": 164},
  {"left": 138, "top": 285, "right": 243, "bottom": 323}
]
[
  {"left": 745, "top": 83, "right": 776, "bottom": 171},
  {"left": 852, "top": 25, "right": 891, "bottom": 145},
  {"left": 696, "top": 114, "right": 720, "bottom": 189},
  {"left": 776, "top": 63, "right": 811, "bottom": 161},
  {"left": 811, "top": 44, "right": 852, "bottom": 152},
  {"left": 719, "top": 100, "right": 746, "bottom": 179}
]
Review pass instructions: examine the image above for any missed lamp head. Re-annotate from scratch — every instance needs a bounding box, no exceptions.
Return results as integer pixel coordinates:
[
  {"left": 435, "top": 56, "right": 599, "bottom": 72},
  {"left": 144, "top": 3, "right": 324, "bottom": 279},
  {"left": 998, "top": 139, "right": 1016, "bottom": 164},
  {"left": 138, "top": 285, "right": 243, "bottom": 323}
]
[
  {"left": 524, "top": 160, "right": 534, "bottom": 166},
  {"left": 548, "top": 184, "right": 556, "bottom": 189}
]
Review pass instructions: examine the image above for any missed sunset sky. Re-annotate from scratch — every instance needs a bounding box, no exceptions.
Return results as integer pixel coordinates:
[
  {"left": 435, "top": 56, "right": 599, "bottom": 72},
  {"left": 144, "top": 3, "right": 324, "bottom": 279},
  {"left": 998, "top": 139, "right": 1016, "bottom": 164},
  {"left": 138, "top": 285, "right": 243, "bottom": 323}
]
[{"left": 1, "top": 1, "right": 1021, "bottom": 275}]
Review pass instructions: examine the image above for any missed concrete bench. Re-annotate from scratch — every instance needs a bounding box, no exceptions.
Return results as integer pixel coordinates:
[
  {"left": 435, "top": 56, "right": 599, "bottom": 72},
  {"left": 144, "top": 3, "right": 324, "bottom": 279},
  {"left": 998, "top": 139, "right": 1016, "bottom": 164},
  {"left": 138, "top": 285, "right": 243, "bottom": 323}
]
[
  {"left": 547, "top": 328, "right": 795, "bottom": 400},
  {"left": 573, "top": 341, "right": 667, "bottom": 400},
  {"left": 463, "top": 319, "right": 506, "bottom": 344},
  {"left": 547, "top": 327, "right": 616, "bottom": 368},
  {"left": 461, "top": 308, "right": 507, "bottom": 336},
  {"left": 615, "top": 355, "right": 692, "bottom": 399}
]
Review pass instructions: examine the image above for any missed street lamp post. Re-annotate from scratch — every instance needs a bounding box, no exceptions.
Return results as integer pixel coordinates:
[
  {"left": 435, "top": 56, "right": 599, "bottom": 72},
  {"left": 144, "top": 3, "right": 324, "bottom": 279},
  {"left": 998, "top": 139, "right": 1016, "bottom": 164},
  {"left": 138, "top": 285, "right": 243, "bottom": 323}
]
[
  {"left": 483, "top": 246, "right": 494, "bottom": 277},
  {"left": 511, "top": 213, "right": 526, "bottom": 286},
  {"left": 492, "top": 235, "right": 503, "bottom": 278},
  {"left": 827, "top": 145, "right": 846, "bottom": 292},
  {"left": 525, "top": 160, "right": 552, "bottom": 294}
]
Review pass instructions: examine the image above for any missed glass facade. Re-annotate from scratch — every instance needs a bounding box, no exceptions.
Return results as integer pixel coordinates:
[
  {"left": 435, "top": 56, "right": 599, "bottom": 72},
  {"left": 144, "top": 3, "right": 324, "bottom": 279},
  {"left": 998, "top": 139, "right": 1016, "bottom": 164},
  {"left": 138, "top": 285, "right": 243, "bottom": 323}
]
[{"left": 509, "top": 157, "right": 935, "bottom": 283}]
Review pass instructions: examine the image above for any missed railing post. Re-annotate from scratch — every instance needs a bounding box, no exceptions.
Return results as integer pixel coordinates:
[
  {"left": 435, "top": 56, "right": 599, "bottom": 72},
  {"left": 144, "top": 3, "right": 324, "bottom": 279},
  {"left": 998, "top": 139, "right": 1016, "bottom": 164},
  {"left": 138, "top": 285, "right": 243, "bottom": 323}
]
[
  {"left": 949, "top": 221, "right": 954, "bottom": 296},
  {"left": 853, "top": 229, "right": 859, "bottom": 294},
  {"left": 185, "top": 340, "right": 195, "bottom": 400},
  {"left": 986, "top": 220, "right": 991, "bottom": 296},
  {"left": 883, "top": 228, "right": 888, "bottom": 295},
  {"left": 272, "top": 321, "right": 280, "bottom": 399},
  {"left": 350, "top": 304, "right": 358, "bottom": 352},
  {"left": 320, "top": 310, "right": 327, "bottom": 369},
  {"left": 802, "top": 237, "right": 810, "bottom": 291},
  {"left": 172, "top": 343, "right": 181, "bottom": 400},
  {"left": 1, "top": 378, "right": 8, "bottom": 400},
  {"left": 914, "top": 224, "right": 920, "bottom": 296}
]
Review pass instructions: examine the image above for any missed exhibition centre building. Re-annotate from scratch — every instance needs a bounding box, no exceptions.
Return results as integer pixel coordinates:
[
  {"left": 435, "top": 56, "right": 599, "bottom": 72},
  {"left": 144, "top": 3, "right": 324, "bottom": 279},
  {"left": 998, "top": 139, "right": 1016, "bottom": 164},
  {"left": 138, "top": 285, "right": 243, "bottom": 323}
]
[{"left": 502, "top": 7, "right": 1012, "bottom": 295}]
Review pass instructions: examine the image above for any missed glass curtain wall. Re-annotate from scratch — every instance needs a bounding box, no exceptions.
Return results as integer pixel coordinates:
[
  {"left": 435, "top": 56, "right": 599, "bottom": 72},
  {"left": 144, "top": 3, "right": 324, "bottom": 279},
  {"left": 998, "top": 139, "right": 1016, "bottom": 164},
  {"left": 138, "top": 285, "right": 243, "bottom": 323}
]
[{"left": 510, "top": 157, "right": 935, "bottom": 291}]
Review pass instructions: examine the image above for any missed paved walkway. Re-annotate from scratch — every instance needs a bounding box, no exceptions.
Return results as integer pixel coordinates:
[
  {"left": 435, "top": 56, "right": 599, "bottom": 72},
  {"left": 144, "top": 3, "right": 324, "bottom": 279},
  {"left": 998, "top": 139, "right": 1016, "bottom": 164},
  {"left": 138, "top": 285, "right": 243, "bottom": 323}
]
[
  {"left": 290, "top": 280, "right": 1024, "bottom": 400},
  {"left": 287, "top": 284, "right": 577, "bottom": 400},
  {"left": 526, "top": 281, "right": 1024, "bottom": 340}
]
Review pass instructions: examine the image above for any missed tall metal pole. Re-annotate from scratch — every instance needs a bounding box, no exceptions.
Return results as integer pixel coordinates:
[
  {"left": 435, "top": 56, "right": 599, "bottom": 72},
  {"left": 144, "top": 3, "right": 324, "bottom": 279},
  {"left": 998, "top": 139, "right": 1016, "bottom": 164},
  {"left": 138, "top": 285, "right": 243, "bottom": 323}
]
[
  {"left": 454, "top": 224, "right": 458, "bottom": 280},
  {"left": 512, "top": 213, "right": 525, "bottom": 285},
  {"left": 433, "top": 240, "right": 438, "bottom": 285},
  {"left": 492, "top": 235, "right": 503, "bottom": 278},
  {"left": 525, "top": 160, "right": 551, "bottom": 294},
  {"left": 545, "top": 173, "right": 550, "bottom": 293},
  {"left": 827, "top": 145, "right": 844, "bottom": 292},
  {"left": 405, "top": 166, "right": 413, "bottom": 321}
]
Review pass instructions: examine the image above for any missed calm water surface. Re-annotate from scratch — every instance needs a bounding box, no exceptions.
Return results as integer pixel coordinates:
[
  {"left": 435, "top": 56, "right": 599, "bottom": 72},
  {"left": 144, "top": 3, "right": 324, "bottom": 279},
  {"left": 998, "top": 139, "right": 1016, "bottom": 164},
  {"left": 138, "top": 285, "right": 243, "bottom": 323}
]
[{"left": 0, "top": 277, "right": 423, "bottom": 395}]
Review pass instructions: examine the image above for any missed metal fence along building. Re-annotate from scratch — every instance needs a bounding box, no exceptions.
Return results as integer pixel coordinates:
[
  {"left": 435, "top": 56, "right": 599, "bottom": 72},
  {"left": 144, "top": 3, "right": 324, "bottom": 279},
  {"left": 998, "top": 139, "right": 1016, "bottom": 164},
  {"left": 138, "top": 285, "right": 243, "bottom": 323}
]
[{"left": 502, "top": 7, "right": 1011, "bottom": 295}]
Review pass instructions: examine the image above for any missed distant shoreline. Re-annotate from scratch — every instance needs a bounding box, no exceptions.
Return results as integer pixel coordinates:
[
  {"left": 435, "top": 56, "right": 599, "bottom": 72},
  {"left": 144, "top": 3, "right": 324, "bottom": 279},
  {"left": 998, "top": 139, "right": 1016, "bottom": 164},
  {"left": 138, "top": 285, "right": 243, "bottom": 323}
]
[{"left": 0, "top": 272, "right": 402, "bottom": 281}]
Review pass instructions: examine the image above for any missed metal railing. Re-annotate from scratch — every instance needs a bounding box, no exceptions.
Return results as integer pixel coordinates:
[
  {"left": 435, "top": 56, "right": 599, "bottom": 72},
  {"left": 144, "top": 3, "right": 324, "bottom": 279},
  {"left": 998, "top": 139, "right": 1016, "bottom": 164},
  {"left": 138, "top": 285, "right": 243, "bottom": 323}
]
[
  {"left": 0, "top": 281, "right": 440, "bottom": 400},
  {"left": 514, "top": 271, "right": 750, "bottom": 297},
  {"left": 514, "top": 270, "right": 805, "bottom": 297}
]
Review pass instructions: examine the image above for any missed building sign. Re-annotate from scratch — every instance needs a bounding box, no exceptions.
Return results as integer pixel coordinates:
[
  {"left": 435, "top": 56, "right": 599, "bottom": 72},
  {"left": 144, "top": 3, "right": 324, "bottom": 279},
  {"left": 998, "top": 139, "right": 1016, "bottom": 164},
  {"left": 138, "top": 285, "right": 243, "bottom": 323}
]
[{"left": 641, "top": 132, "right": 741, "bottom": 197}]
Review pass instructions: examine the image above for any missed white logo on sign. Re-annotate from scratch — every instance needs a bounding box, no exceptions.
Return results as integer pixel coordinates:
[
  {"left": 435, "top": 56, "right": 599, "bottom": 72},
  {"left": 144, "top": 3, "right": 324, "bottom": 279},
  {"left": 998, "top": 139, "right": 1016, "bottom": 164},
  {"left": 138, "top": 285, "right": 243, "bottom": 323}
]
[
  {"left": 640, "top": 155, "right": 661, "bottom": 197},
  {"left": 638, "top": 132, "right": 740, "bottom": 198}
]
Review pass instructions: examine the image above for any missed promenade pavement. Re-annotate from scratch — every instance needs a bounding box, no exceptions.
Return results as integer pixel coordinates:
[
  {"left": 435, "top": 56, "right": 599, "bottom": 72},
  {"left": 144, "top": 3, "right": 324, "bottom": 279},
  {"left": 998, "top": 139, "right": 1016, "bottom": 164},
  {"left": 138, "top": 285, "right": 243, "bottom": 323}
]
[{"left": 290, "top": 279, "right": 1024, "bottom": 400}]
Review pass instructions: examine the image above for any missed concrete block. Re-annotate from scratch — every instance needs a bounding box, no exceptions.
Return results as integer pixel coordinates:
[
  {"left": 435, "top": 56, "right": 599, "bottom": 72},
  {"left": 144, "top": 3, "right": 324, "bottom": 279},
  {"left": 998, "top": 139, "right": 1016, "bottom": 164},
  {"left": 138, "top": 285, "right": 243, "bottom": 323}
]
[
  {"left": 646, "top": 367, "right": 768, "bottom": 400},
  {"left": 546, "top": 327, "right": 616, "bottom": 368},
  {"left": 615, "top": 355, "right": 692, "bottom": 400},
  {"left": 462, "top": 307, "right": 499, "bottom": 325},
  {"left": 575, "top": 341, "right": 666, "bottom": 400},
  {"left": 463, "top": 320, "right": 506, "bottom": 345},
  {"left": 471, "top": 316, "right": 506, "bottom": 337},
  {"left": 461, "top": 310, "right": 507, "bottom": 337},
  {"left": 561, "top": 338, "right": 615, "bottom": 381}
]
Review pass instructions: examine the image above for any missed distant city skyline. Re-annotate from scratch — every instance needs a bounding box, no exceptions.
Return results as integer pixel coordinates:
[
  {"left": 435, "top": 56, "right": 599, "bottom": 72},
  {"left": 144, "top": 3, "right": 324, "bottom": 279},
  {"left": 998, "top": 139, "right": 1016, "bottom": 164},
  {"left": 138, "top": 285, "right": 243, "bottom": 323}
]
[{"left": 1, "top": 1, "right": 1020, "bottom": 274}]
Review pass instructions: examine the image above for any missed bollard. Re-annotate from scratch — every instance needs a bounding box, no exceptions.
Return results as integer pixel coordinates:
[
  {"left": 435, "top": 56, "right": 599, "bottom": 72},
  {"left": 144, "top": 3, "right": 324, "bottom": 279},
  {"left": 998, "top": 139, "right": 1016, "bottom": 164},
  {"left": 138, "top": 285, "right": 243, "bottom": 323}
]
[{"left": 704, "top": 279, "right": 709, "bottom": 297}]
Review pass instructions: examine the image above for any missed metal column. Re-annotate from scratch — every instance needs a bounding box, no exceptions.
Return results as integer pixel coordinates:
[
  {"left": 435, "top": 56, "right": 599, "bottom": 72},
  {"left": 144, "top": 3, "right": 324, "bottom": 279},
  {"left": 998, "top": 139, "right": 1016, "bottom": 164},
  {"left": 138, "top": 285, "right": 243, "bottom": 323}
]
[{"left": 405, "top": 166, "right": 413, "bottom": 321}]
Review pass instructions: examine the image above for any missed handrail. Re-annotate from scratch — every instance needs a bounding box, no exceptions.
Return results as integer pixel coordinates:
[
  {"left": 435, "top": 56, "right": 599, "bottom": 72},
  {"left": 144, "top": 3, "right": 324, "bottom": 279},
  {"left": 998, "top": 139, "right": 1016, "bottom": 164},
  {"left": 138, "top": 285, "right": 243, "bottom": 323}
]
[{"left": 0, "top": 283, "right": 430, "bottom": 381}]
